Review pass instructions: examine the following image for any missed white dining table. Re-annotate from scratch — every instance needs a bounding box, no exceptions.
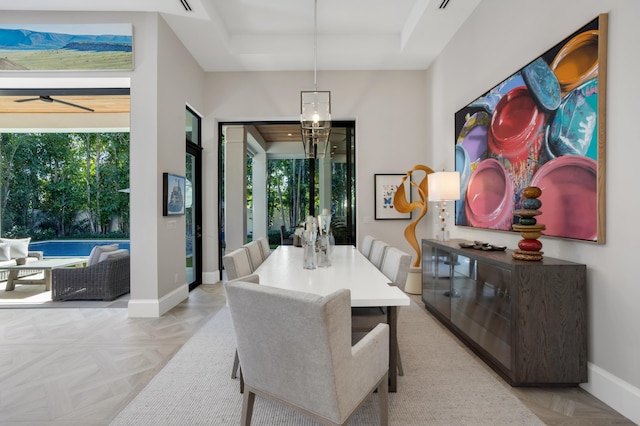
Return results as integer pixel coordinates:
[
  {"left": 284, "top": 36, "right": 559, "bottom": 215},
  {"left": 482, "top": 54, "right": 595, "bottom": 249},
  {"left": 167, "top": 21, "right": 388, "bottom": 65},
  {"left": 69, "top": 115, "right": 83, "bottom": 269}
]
[{"left": 253, "top": 245, "right": 410, "bottom": 392}]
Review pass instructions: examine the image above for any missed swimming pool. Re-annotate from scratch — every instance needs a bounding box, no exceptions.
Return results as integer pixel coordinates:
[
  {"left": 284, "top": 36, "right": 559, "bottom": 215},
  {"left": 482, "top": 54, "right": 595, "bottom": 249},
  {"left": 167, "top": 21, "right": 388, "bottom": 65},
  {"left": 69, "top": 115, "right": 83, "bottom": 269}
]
[{"left": 29, "top": 240, "right": 130, "bottom": 257}]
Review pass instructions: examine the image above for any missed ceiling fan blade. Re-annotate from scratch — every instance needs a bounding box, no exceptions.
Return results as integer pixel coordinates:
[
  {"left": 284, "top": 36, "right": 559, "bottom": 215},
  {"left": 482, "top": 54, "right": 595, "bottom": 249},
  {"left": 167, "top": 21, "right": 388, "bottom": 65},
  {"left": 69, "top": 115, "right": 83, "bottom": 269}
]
[
  {"left": 14, "top": 97, "right": 42, "bottom": 103},
  {"left": 13, "top": 95, "right": 94, "bottom": 112},
  {"left": 50, "top": 97, "right": 95, "bottom": 112}
]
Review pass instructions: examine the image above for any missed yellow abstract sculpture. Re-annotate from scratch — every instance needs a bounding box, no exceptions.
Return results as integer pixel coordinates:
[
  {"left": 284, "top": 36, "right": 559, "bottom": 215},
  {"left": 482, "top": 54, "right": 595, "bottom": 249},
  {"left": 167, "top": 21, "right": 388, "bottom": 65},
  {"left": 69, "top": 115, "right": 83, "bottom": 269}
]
[{"left": 393, "top": 164, "right": 435, "bottom": 268}]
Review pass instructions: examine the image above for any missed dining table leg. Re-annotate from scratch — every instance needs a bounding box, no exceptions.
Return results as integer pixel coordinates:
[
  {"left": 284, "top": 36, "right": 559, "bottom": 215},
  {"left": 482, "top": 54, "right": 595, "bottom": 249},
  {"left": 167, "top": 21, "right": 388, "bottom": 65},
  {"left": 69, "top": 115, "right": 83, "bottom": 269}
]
[{"left": 387, "top": 305, "right": 399, "bottom": 392}]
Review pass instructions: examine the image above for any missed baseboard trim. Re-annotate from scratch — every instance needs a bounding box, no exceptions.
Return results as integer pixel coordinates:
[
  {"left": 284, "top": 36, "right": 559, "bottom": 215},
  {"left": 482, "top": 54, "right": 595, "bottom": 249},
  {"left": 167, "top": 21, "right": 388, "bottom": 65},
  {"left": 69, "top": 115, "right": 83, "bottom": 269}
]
[
  {"left": 127, "top": 284, "right": 189, "bottom": 318},
  {"left": 203, "top": 270, "right": 220, "bottom": 284},
  {"left": 581, "top": 362, "right": 640, "bottom": 424}
]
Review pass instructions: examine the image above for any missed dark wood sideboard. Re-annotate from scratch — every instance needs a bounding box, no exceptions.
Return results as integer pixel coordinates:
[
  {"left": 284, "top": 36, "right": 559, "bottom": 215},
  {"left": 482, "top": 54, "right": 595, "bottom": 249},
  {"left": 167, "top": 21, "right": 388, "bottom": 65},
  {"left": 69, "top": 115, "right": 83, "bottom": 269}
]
[{"left": 421, "top": 238, "right": 587, "bottom": 386}]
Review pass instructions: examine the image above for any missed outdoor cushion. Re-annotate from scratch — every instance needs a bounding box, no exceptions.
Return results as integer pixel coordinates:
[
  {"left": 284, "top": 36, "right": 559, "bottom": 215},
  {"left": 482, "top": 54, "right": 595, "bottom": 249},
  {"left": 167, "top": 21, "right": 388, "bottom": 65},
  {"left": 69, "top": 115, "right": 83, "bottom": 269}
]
[
  {"left": 97, "top": 248, "right": 129, "bottom": 263},
  {"left": 87, "top": 243, "right": 119, "bottom": 266},
  {"left": 0, "top": 242, "right": 10, "bottom": 261},
  {"left": 0, "top": 237, "right": 31, "bottom": 259}
]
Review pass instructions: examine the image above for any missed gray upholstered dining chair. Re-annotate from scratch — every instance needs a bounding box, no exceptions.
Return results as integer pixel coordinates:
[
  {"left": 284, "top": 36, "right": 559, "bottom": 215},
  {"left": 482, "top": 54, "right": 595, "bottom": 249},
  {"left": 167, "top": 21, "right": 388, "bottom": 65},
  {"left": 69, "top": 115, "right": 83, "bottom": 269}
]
[
  {"left": 222, "top": 247, "right": 253, "bottom": 280},
  {"left": 353, "top": 246, "right": 412, "bottom": 376},
  {"left": 228, "top": 274, "right": 260, "bottom": 393},
  {"left": 225, "top": 281, "right": 389, "bottom": 426},
  {"left": 222, "top": 248, "right": 260, "bottom": 388},
  {"left": 368, "top": 239, "right": 390, "bottom": 269},
  {"left": 360, "top": 235, "right": 376, "bottom": 258},
  {"left": 244, "top": 240, "right": 264, "bottom": 271},
  {"left": 379, "top": 247, "right": 412, "bottom": 292},
  {"left": 257, "top": 237, "right": 271, "bottom": 260}
]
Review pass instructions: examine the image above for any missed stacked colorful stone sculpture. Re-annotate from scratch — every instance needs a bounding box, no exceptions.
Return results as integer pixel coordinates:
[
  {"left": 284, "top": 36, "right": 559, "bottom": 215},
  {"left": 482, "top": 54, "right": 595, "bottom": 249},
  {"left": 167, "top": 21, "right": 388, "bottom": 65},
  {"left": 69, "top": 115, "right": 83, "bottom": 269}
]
[{"left": 512, "top": 186, "right": 545, "bottom": 261}]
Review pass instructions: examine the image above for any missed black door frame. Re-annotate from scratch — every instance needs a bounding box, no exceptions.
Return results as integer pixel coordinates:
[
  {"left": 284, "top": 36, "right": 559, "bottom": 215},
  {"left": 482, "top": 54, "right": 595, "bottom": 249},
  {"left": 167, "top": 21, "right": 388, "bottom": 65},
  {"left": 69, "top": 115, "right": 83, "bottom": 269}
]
[
  {"left": 186, "top": 107, "right": 203, "bottom": 290},
  {"left": 217, "top": 120, "right": 356, "bottom": 279}
]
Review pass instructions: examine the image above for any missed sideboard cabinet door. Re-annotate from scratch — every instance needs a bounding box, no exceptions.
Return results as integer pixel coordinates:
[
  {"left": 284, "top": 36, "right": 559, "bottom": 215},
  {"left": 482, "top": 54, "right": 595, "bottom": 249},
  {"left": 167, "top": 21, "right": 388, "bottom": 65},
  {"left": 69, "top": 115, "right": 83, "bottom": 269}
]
[
  {"left": 450, "top": 257, "right": 512, "bottom": 371},
  {"left": 421, "top": 244, "right": 450, "bottom": 319}
]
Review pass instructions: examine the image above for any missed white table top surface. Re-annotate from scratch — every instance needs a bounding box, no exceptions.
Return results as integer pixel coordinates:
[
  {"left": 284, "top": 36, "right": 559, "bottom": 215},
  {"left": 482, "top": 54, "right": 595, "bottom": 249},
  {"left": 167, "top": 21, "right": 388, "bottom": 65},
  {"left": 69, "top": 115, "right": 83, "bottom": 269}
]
[
  {"left": 4, "top": 258, "right": 86, "bottom": 270},
  {"left": 254, "top": 245, "right": 410, "bottom": 307}
]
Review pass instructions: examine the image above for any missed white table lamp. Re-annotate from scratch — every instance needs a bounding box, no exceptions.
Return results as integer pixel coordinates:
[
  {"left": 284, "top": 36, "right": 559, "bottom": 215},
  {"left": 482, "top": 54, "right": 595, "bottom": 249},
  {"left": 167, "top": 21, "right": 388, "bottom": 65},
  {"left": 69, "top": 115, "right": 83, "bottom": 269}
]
[{"left": 428, "top": 171, "right": 460, "bottom": 241}]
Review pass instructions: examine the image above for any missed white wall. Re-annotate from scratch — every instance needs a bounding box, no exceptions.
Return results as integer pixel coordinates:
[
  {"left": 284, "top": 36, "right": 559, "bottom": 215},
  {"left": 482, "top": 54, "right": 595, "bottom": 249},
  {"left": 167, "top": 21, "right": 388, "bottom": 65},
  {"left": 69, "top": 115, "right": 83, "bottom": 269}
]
[
  {"left": 145, "top": 15, "right": 205, "bottom": 312},
  {"left": 427, "top": 0, "right": 640, "bottom": 422},
  {"left": 205, "top": 70, "right": 430, "bottom": 267}
]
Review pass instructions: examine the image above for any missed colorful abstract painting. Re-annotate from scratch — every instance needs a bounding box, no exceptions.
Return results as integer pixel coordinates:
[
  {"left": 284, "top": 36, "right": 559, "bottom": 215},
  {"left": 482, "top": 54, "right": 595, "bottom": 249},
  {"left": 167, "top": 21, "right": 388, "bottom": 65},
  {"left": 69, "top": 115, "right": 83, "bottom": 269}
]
[{"left": 454, "top": 14, "right": 607, "bottom": 243}]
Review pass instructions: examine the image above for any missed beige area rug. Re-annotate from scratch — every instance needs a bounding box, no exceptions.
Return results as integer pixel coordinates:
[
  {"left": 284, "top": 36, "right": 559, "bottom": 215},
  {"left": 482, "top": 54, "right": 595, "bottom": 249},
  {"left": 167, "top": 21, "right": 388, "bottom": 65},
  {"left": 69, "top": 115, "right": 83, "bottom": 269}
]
[
  {"left": 111, "top": 299, "right": 544, "bottom": 425},
  {"left": 0, "top": 278, "right": 128, "bottom": 308}
]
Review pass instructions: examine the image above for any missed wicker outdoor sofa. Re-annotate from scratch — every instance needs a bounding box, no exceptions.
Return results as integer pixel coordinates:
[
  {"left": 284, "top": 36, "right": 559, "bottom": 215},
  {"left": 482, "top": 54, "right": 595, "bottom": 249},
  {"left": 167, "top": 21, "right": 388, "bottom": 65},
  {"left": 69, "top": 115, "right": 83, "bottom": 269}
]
[{"left": 51, "top": 252, "right": 130, "bottom": 301}]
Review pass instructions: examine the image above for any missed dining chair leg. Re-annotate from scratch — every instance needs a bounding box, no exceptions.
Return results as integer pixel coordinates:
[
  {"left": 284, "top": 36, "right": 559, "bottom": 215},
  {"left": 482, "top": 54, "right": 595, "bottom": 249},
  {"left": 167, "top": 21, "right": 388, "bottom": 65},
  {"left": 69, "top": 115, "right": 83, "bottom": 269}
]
[
  {"left": 378, "top": 372, "right": 389, "bottom": 426},
  {"left": 240, "top": 368, "right": 245, "bottom": 394},
  {"left": 231, "top": 349, "right": 240, "bottom": 379}
]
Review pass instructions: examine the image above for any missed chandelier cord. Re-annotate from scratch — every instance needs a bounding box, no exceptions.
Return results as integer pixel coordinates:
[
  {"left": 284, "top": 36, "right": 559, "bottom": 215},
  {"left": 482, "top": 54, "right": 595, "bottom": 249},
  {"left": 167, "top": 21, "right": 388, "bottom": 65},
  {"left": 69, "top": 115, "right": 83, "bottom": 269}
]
[{"left": 314, "top": 0, "right": 318, "bottom": 90}]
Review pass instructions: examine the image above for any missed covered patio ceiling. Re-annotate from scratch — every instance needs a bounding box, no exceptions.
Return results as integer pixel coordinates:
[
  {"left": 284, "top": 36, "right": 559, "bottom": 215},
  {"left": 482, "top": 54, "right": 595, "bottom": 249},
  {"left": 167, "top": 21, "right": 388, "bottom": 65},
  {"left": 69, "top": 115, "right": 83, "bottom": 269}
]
[{"left": 0, "top": 89, "right": 130, "bottom": 114}]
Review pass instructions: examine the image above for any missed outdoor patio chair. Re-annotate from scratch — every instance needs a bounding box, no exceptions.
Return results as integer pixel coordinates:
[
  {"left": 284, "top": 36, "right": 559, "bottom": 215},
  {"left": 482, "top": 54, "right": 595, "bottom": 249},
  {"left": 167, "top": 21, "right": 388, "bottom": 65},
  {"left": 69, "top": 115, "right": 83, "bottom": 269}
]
[
  {"left": 280, "top": 225, "right": 293, "bottom": 246},
  {"left": 51, "top": 251, "right": 130, "bottom": 301}
]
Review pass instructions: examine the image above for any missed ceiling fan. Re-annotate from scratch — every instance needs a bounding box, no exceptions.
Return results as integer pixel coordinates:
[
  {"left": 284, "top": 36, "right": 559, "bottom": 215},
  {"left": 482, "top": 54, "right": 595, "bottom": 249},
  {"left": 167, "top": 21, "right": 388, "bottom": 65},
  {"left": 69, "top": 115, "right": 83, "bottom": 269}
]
[{"left": 14, "top": 95, "right": 95, "bottom": 112}]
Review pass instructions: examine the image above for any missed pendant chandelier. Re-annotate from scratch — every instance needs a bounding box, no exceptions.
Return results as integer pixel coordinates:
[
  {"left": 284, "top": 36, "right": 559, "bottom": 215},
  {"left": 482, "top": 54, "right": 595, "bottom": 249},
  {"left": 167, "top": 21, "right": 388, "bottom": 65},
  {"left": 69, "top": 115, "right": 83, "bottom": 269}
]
[{"left": 300, "top": 0, "right": 331, "bottom": 159}]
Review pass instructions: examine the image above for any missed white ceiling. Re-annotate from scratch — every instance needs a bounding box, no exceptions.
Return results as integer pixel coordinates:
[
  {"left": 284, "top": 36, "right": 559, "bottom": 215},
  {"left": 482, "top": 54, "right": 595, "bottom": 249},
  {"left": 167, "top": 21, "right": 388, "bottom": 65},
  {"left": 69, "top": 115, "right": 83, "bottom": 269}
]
[{"left": 2, "top": 0, "right": 482, "bottom": 72}]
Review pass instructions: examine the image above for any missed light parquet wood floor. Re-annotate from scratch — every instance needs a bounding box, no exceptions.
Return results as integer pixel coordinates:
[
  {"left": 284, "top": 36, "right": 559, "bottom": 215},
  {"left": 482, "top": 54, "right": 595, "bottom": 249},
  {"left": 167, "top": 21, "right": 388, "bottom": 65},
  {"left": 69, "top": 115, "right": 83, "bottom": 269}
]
[{"left": 0, "top": 285, "right": 633, "bottom": 425}]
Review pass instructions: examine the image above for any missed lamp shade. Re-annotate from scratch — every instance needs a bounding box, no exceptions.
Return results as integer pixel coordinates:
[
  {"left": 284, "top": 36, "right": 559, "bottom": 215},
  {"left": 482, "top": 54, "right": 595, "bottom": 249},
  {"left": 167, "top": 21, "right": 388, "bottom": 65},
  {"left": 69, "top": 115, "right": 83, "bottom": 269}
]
[
  {"left": 428, "top": 171, "right": 461, "bottom": 201},
  {"left": 301, "top": 91, "right": 331, "bottom": 130},
  {"left": 301, "top": 91, "right": 331, "bottom": 158}
]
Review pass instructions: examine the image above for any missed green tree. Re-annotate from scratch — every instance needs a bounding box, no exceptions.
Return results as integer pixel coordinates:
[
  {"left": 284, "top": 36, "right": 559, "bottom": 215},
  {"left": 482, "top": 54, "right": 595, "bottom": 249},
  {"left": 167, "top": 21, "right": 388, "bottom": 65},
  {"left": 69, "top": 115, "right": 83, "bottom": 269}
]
[
  {"left": 1, "top": 133, "right": 42, "bottom": 233},
  {"left": 266, "top": 158, "right": 313, "bottom": 231},
  {"left": 81, "top": 133, "right": 130, "bottom": 234},
  {"left": 0, "top": 132, "right": 130, "bottom": 239},
  {"left": 38, "top": 133, "right": 86, "bottom": 235}
]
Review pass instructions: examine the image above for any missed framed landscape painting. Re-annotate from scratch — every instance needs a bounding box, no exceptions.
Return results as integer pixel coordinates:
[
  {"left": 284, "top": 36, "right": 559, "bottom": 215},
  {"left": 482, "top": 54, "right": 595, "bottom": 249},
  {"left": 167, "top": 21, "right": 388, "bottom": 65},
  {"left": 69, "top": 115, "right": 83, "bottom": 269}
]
[
  {"left": 454, "top": 14, "right": 607, "bottom": 243},
  {"left": 0, "top": 23, "right": 133, "bottom": 71}
]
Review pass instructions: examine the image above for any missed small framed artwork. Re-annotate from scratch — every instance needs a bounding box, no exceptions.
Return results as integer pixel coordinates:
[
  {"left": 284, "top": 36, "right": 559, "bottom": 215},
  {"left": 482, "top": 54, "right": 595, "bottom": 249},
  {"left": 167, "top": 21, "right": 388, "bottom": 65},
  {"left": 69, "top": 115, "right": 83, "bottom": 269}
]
[
  {"left": 163, "top": 173, "right": 186, "bottom": 216},
  {"left": 374, "top": 174, "right": 411, "bottom": 220}
]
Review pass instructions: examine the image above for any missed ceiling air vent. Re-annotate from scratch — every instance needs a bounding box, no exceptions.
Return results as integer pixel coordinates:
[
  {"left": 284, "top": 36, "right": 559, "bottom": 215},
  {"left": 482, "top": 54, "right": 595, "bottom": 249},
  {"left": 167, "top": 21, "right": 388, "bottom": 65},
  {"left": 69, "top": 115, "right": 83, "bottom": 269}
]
[
  {"left": 439, "top": 0, "right": 451, "bottom": 9},
  {"left": 179, "top": 0, "right": 192, "bottom": 11}
]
